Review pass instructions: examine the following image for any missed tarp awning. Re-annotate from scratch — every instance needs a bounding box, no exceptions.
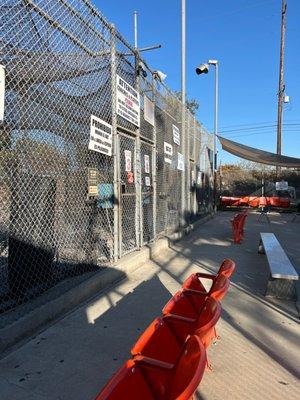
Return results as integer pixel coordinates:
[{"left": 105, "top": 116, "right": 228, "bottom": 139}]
[{"left": 218, "top": 136, "right": 300, "bottom": 168}]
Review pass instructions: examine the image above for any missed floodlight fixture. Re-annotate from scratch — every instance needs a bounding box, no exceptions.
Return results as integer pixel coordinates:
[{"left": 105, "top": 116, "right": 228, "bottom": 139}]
[
  {"left": 153, "top": 70, "right": 167, "bottom": 82},
  {"left": 137, "top": 60, "right": 147, "bottom": 78},
  {"left": 195, "top": 63, "right": 209, "bottom": 75}
]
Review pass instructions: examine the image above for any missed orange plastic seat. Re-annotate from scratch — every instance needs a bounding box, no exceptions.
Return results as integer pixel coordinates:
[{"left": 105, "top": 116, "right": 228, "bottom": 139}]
[
  {"left": 135, "top": 335, "right": 206, "bottom": 400},
  {"left": 162, "top": 290, "right": 206, "bottom": 319},
  {"left": 230, "top": 211, "right": 248, "bottom": 244},
  {"left": 219, "top": 259, "right": 236, "bottom": 278},
  {"left": 204, "top": 273, "right": 230, "bottom": 301},
  {"left": 164, "top": 297, "right": 222, "bottom": 349},
  {"left": 183, "top": 274, "right": 229, "bottom": 317},
  {"left": 96, "top": 336, "right": 206, "bottom": 400},
  {"left": 131, "top": 317, "right": 183, "bottom": 367},
  {"left": 182, "top": 259, "right": 235, "bottom": 293},
  {"left": 95, "top": 359, "right": 154, "bottom": 400},
  {"left": 258, "top": 196, "right": 267, "bottom": 207}
]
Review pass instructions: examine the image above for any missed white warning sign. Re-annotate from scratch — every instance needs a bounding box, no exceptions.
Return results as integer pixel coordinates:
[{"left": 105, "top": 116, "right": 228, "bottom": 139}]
[
  {"left": 177, "top": 152, "right": 184, "bottom": 171},
  {"left": 144, "top": 154, "right": 150, "bottom": 173},
  {"left": 116, "top": 74, "right": 140, "bottom": 127},
  {"left": 0, "top": 65, "right": 5, "bottom": 122},
  {"left": 124, "top": 150, "right": 132, "bottom": 172},
  {"left": 172, "top": 124, "right": 180, "bottom": 146},
  {"left": 89, "top": 115, "right": 112, "bottom": 156},
  {"left": 164, "top": 142, "right": 173, "bottom": 164},
  {"left": 144, "top": 95, "right": 154, "bottom": 126}
]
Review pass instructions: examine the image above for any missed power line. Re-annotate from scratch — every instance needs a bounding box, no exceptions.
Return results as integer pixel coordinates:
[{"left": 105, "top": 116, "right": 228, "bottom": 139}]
[
  {"left": 219, "top": 120, "right": 300, "bottom": 129},
  {"left": 223, "top": 130, "right": 299, "bottom": 139},
  {"left": 219, "top": 123, "right": 300, "bottom": 134}
]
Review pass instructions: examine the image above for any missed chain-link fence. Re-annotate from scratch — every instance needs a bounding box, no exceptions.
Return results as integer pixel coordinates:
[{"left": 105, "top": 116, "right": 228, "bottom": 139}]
[{"left": 0, "top": 0, "right": 214, "bottom": 323}]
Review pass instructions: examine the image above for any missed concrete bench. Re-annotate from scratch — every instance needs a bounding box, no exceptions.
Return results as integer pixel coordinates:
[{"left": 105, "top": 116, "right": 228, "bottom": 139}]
[{"left": 258, "top": 232, "right": 299, "bottom": 299}]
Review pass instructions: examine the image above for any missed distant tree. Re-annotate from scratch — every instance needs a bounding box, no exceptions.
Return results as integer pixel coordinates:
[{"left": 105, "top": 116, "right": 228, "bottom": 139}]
[
  {"left": 174, "top": 91, "right": 199, "bottom": 115},
  {"left": 219, "top": 161, "right": 300, "bottom": 197}
]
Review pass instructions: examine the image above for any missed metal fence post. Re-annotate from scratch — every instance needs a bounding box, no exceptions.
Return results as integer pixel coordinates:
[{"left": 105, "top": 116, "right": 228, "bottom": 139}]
[
  {"left": 186, "top": 113, "right": 190, "bottom": 222},
  {"left": 193, "top": 117, "right": 197, "bottom": 215},
  {"left": 134, "top": 54, "right": 142, "bottom": 249},
  {"left": 181, "top": 104, "right": 186, "bottom": 226},
  {"left": 110, "top": 25, "right": 120, "bottom": 261},
  {"left": 152, "top": 76, "right": 157, "bottom": 240}
]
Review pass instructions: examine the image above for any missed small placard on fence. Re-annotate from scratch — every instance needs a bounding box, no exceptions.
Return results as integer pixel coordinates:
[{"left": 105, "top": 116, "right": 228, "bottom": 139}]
[
  {"left": 144, "top": 95, "right": 154, "bottom": 126},
  {"left": 164, "top": 142, "right": 173, "bottom": 164},
  {"left": 89, "top": 115, "right": 112, "bottom": 156},
  {"left": 116, "top": 74, "right": 140, "bottom": 127},
  {"left": 124, "top": 150, "right": 132, "bottom": 172},
  {"left": 177, "top": 152, "right": 184, "bottom": 171},
  {"left": 0, "top": 65, "right": 5, "bottom": 122},
  {"left": 144, "top": 154, "right": 150, "bottom": 173},
  {"left": 172, "top": 124, "right": 180, "bottom": 146}
]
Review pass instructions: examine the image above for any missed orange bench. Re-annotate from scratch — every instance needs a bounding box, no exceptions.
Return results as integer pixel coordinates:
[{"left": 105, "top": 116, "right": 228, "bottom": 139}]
[
  {"left": 95, "top": 259, "right": 236, "bottom": 399},
  {"left": 96, "top": 336, "right": 206, "bottom": 400}
]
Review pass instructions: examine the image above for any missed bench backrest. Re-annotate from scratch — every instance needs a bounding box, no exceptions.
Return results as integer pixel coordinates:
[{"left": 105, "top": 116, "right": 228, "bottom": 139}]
[
  {"left": 182, "top": 273, "right": 206, "bottom": 292},
  {"left": 165, "top": 297, "right": 221, "bottom": 349},
  {"left": 209, "top": 274, "right": 230, "bottom": 300},
  {"left": 95, "top": 359, "right": 154, "bottom": 400},
  {"left": 219, "top": 259, "right": 236, "bottom": 278},
  {"left": 131, "top": 317, "right": 182, "bottom": 365},
  {"left": 139, "top": 335, "right": 206, "bottom": 400},
  {"left": 162, "top": 290, "right": 202, "bottom": 319}
]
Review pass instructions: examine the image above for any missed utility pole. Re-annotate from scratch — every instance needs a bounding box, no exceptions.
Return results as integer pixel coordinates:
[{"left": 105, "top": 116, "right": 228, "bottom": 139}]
[
  {"left": 134, "top": 11, "right": 138, "bottom": 49},
  {"left": 181, "top": 0, "right": 186, "bottom": 225},
  {"left": 276, "top": 0, "right": 287, "bottom": 176},
  {"left": 181, "top": 0, "right": 186, "bottom": 110}
]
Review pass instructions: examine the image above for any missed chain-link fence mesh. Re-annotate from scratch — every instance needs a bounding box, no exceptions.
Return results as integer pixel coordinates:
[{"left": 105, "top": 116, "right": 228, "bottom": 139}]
[{"left": 0, "top": 0, "right": 214, "bottom": 324}]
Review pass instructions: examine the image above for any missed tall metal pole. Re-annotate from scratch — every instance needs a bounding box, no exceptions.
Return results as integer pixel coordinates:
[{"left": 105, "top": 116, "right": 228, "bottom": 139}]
[
  {"left": 213, "top": 61, "right": 219, "bottom": 211},
  {"left": 181, "top": 0, "right": 186, "bottom": 109},
  {"left": 181, "top": 0, "right": 186, "bottom": 225},
  {"left": 110, "top": 24, "right": 120, "bottom": 261},
  {"left": 214, "top": 62, "right": 218, "bottom": 170},
  {"left": 134, "top": 11, "right": 138, "bottom": 49},
  {"left": 276, "top": 0, "right": 287, "bottom": 176}
]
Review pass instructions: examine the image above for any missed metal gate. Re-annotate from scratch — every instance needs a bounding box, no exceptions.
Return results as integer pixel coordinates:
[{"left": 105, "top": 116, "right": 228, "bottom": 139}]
[
  {"left": 118, "top": 132, "right": 138, "bottom": 255},
  {"left": 140, "top": 141, "right": 154, "bottom": 244}
]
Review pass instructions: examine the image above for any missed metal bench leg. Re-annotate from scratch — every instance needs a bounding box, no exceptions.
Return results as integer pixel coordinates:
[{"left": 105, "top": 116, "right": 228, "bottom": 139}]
[
  {"left": 258, "top": 212, "right": 262, "bottom": 221},
  {"left": 258, "top": 239, "right": 265, "bottom": 254},
  {"left": 265, "top": 277, "right": 296, "bottom": 300},
  {"left": 291, "top": 214, "right": 298, "bottom": 223}
]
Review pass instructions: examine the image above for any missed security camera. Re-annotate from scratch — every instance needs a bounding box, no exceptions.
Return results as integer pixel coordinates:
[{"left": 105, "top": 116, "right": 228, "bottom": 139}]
[
  {"left": 153, "top": 70, "right": 167, "bottom": 82},
  {"left": 195, "top": 63, "right": 209, "bottom": 75},
  {"left": 138, "top": 61, "right": 147, "bottom": 78}
]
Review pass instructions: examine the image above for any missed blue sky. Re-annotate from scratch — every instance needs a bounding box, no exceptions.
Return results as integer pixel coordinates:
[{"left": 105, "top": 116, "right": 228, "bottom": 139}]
[{"left": 95, "top": 0, "right": 300, "bottom": 164}]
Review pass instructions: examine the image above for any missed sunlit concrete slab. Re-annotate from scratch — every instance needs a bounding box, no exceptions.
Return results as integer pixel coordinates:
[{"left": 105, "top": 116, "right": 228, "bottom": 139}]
[{"left": 0, "top": 211, "right": 299, "bottom": 399}]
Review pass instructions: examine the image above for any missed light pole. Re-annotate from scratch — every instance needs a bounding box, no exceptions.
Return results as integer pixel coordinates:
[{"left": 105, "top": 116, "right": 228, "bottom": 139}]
[
  {"left": 208, "top": 60, "right": 218, "bottom": 177},
  {"left": 195, "top": 60, "right": 219, "bottom": 210}
]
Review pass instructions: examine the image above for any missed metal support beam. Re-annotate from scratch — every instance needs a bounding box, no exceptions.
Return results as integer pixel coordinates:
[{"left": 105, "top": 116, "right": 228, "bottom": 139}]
[
  {"left": 181, "top": 0, "right": 186, "bottom": 226},
  {"left": 276, "top": 0, "right": 287, "bottom": 176},
  {"left": 110, "top": 25, "right": 120, "bottom": 261}
]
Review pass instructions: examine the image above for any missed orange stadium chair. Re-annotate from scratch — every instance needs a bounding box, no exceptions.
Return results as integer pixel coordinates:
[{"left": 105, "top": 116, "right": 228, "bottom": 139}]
[
  {"left": 96, "top": 336, "right": 207, "bottom": 400},
  {"left": 184, "top": 274, "right": 230, "bottom": 308},
  {"left": 164, "top": 297, "right": 222, "bottom": 350},
  {"left": 131, "top": 316, "right": 183, "bottom": 367},
  {"left": 162, "top": 290, "right": 205, "bottom": 320},
  {"left": 182, "top": 259, "right": 236, "bottom": 293}
]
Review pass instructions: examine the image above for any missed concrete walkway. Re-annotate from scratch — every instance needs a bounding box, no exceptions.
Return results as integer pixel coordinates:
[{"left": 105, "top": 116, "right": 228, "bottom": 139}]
[{"left": 0, "top": 211, "right": 299, "bottom": 399}]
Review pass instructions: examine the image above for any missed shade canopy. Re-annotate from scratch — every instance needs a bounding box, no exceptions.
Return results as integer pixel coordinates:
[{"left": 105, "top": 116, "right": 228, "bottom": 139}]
[{"left": 218, "top": 136, "right": 300, "bottom": 168}]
